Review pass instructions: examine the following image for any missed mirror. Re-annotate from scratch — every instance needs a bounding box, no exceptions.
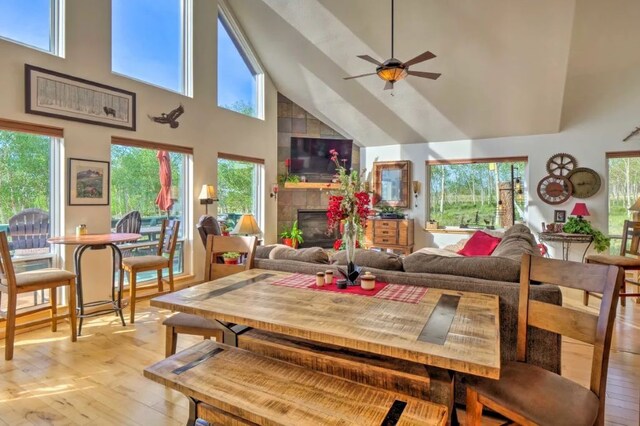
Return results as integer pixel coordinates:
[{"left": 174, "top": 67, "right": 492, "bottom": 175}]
[{"left": 373, "top": 161, "right": 411, "bottom": 208}]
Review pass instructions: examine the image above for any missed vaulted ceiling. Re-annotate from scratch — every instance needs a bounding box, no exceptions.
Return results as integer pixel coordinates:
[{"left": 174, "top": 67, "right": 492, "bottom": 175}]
[{"left": 230, "top": 0, "right": 577, "bottom": 146}]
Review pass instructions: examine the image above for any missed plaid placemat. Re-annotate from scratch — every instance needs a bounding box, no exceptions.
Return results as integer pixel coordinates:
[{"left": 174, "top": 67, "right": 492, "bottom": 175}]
[{"left": 271, "top": 273, "right": 428, "bottom": 304}]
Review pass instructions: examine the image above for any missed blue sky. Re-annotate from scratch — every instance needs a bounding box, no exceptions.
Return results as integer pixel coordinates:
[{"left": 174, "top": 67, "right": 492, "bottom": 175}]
[
  {"left": 2, "top": 1, "right": 255, "bottom": 109},
  {"left": 0, "top": 0, "right": 51, "bottom": 51}
]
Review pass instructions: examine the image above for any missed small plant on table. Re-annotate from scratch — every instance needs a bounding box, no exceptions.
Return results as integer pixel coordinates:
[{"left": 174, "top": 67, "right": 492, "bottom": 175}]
[{"left": 222, "top": 251, "right": 241, "bottom": 265}]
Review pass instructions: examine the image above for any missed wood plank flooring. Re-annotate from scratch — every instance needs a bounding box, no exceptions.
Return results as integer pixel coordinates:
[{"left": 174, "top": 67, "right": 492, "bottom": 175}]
[{"left": 0, "top": 290, "right": 638, "bottom": 425}]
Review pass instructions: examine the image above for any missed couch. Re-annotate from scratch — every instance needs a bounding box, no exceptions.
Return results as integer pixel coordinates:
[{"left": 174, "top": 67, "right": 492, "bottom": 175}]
[{"left": 254, "top": 225, "right": 562, "bottom": 404}]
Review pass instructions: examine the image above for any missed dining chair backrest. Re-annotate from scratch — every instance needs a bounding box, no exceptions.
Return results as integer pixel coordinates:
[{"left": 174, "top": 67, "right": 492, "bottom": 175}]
[
  {"left": 115, "top": 210, "right": 142, "bottom": 234},
  {"left": 196, "top": 215, "right": 221, "bottom": 248},
  {"left": 8, "top": 208, "right": 50, "bottom": 250},
  {"left": 517, "top": 254, "right": 623, "bottom": 418},
  {"left": 204, "top": 235, "right": 257, "bottom": 281},
  {"left": 617, "top": 220, "right": 640, "bottom": 257},
  {"left": 156, "top": 219, "right": 180, "bottom": 260},
  {"left": 0, "top": 232, "right": 17, "bottom": 293}
]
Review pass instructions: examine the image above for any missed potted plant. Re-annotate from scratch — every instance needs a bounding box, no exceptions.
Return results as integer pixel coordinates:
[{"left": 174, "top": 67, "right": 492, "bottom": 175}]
[
  {"left": 563, "top": 217, "right": 610, "bottom": 252},
  {"left": 222, "top": 251, "right": 241, "bottom": 265},
  {"left": 280, "top": 220, "right": 304, "bottom": 248}
]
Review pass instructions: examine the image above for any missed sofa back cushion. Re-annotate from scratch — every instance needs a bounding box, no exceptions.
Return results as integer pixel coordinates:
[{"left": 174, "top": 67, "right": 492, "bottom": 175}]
[
  {"left": 492, "top": 224, "right": 539, "bottom": 261},
  {"left": 403, "top": 252, "right": 521, "bottom": 282},
  {"left": 256, "top": 244, "right": 290, "bottom": 259},
  {"left": 269, "top": 246, "right": 330, "bottom": 264},
  {"left": 331, "top": 249, "right": 404, "bottom": 271}
]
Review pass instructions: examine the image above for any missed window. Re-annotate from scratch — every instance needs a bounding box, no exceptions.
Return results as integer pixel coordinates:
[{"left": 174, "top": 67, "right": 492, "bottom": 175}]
[
  {"left": 110, "top": 140, "right": 192, "bottom": 279},
  {"left": 607, "top": 152, "right": 640, "bottom": 254},
  {"left": 112, "top": 0, "right": 192, "bottom": 94},
  {"left": 217, "top": 154, "right": 264, "bottom": 232},
  {"left": 0, "top": 0, "right": 64, "bottom": 55},
  {"left": 0, "top": 124, "right": 62, "bottom": 311},
  {"left": 217, "top": 2, "right": 264, "bottom": 118},
  {"left": 427, "top": 158, "right": 527, "bottom": 228}
]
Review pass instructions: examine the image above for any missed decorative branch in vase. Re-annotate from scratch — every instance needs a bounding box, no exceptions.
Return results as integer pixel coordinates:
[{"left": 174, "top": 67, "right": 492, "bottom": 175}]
[{"left": 326, "top": 149, "right": 371, "bottom": 285}]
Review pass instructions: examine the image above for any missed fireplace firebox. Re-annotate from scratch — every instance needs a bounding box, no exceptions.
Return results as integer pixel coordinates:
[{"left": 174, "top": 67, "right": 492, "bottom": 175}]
[{"left": 297, "top": 209, "right": 338, "bottom": 248}]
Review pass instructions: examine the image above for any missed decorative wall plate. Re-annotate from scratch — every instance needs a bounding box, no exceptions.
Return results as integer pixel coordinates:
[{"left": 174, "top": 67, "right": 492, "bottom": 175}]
[
  {"left": 546, "top": 153, "right": 577, "bottom": 177},
  {"left": 537, "top": 175, "right": 573, "bottom": 205},
  {"left": 567, "top": 167, "right": 601, "bottom": 198}
]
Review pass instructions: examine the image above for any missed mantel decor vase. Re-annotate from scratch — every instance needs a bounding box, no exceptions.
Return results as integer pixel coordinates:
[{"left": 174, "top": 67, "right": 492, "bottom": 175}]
[{"left": 343, "top": 219, "right": 361, "bottom": 285}]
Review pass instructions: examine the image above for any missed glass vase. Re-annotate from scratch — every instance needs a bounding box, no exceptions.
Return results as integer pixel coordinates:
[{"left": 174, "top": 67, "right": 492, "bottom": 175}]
[{"left": 343, "top": 219, "right": 360, "bottom": 285}]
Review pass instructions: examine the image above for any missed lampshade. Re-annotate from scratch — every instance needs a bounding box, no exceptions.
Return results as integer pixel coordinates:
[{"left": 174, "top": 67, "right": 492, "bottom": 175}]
[
  {"left": 198, "top": 184, "right": 216, "bottom": 201},
  {"left": 629, "top": 197, "right": 640, "bottom": 211},
  {"left": 377, "top": 66, "right": 407, "bottom": 82},
  {"left": 570, "top": 202, "right": 590, "bottom": 218},
  {"left": 232, "top": 214, "right": 261, "bottom": 235}
]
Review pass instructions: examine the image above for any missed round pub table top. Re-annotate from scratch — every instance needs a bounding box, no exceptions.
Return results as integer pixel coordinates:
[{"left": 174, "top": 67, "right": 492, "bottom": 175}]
[{"left": 47, "top": 233, "right": 141, "bottom": 245}]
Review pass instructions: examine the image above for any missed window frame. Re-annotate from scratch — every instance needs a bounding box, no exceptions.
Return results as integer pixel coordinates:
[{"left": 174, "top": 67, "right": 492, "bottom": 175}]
[
  {"left": 111, "top": 0, "right": 193, "bottom": 96},
  {"left": 606, "top": 151, "right": 640, "bottom": 243},
  {"left": 217, "top": 153, "right": 265, "bottom": 231},
  {"left": 425, "top": 156, "right": 528, "bottom": 229},
  {"left": 217, "top": 0, "right": 265, "bottom": 119},
  {"left": 0, "top": 0, "right": 65, "bottom": 57}
]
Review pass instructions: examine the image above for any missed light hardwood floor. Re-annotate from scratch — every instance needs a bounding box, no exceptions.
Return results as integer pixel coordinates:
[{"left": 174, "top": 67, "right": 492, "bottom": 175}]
[{"left": 0, "top": 291, "right": 638, "bottom": 425}]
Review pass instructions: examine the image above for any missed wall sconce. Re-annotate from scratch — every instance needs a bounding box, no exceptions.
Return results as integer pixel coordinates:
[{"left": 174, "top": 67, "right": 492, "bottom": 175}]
[
  {"left": 412, "top": 180, "right": 421, "bottom": 208},
  {"left": 198, "top": 184, "right": 217, "bottom": 215},
  {"left": 270, "top": 183, "right": 279, "bottom": 200}
]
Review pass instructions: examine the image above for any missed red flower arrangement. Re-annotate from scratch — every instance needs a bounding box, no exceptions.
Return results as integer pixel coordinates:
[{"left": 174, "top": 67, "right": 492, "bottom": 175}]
[{"left": 333, "top": 239, "right": 362, "bottom": 251}]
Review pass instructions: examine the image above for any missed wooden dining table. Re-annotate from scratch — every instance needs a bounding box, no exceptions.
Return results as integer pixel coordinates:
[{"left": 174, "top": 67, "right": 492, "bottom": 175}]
[
  {"left": 48, "top": 233, "right": 141, "bottom": 335},
  {"left": 150, "top": 269, "right": 501, "bottom": 424}
]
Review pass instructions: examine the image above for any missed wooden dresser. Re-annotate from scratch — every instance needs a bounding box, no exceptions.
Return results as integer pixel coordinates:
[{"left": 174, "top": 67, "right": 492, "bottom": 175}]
[{"left": 364, "top": 218, "right": 414, "bottom": 255}]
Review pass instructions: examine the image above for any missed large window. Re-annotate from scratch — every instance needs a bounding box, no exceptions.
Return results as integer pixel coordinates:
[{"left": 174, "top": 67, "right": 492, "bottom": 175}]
[
  {"left": 428, "top": 158, "right": 527, "bottom": 228},
  {"left": 217, "top": 3, "right": 264, "bottom": 118},
  {"left": 111, "top": 140, "right": 191, "bottom": 278},
  {"left": 607, "top": 152, "right": 640, "bottom": 253},
  {"left": 112, "top": 0, "right": 192, "bottom": 94},
  {"left": 0, "top": 0, "right": 63, "bottom": 55},
  {"left": 0, "top": 125, "right": 61, "bottom": 311},
  {"left": 217, "top": 155, "right": 264, "bottom": 232}
]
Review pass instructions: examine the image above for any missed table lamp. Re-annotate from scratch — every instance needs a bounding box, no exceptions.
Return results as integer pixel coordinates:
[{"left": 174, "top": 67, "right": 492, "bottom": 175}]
[
  {"left": 570, "top": 202, "right": 590, "bottom": 220},
  {"left": 231, "top": 214, "right": 262, "bottom": 236},
  {"left": 198, "top": 184, "right": 217, "bottom": 214},
  {"left": 629, "top": 197, "right": 640, "bottom": 221}
]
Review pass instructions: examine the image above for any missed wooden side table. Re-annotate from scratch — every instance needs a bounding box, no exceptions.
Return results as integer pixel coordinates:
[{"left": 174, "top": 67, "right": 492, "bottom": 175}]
[{"left": 538, "top": 232, "right": 593, "bottom": 261}]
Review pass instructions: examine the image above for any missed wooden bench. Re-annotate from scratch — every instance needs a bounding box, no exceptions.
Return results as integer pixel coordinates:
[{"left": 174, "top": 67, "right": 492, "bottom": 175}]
[
  {"left": 144, "top": 340, "right": 448, "bottom": 426},
  {"left": 237, "top": 329, "right": 454, "bottom": 413}
]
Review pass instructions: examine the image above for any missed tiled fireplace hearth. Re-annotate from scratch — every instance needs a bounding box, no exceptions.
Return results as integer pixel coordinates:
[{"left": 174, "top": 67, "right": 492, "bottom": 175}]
[{"left": 297, "top": 209, "right": 338, "bottom": 248}]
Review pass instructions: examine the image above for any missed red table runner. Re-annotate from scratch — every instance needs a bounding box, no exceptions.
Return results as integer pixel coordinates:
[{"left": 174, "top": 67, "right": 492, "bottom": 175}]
[{"left": 271, "top": 273, "right": 428, "bottom": 304}]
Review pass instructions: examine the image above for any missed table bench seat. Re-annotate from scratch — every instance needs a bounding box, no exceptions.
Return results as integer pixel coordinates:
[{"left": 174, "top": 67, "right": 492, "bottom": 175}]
[{"left": 144, "top": 340, "right": 448, "bottom": 426}]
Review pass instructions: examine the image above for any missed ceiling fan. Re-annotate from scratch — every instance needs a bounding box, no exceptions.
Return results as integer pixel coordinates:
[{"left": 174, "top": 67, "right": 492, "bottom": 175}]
[{"left": 344, "top": 0, "right": 441, "bottom": 90}]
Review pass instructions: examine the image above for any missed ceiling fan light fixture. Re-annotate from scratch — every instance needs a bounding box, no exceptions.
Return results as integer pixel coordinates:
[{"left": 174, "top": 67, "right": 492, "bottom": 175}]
[{"left": 376, "top": 64, "right": 407, "bottom": 82}]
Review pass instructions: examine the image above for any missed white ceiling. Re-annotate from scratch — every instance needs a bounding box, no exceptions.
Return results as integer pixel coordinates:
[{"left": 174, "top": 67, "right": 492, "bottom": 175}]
[{"left": 230, "top": 0, "right": 577, "bottom": 146}]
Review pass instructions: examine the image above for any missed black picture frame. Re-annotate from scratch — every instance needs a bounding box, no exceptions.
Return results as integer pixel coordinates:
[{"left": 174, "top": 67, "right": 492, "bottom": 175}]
[
  {"left": 554, "top": 209, "right": 566, "bottom": 223},
  {"left": 68, "top": 158, "right": 110, "bottom": 206},
  {"left": 25, "top": 64, "right": 136, "bottom": 131}
]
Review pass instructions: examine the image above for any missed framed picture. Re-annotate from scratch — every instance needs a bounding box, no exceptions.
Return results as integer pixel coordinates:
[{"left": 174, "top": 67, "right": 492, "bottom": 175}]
[
  {"left": 554, "top": 209, "right": 566, "bottom": 223},
  {"left": 372, "top": 161, "right": 411, "bottom": 208},
  {"left": 68, "top": 158, "right": 110, "bottom": 206},
  {"left": 25, "top": 64, "right": 136, "bottom": 131}
]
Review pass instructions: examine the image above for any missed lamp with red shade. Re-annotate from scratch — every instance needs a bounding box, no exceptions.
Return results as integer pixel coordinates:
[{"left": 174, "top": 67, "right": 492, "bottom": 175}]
[{"left": 570, "top": 202, "right": 590, "bottom": 220}]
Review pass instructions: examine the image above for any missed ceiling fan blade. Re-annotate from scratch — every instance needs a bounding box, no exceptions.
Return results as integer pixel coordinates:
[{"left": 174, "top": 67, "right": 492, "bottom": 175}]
[
  {"left": 357, "top": 55, "right": 383, "bottom": 66},
  {"left": 403, "top": 51, "right": 436, "bottom": 67},
  {"left": 384, "top": 81, "right": 394, "bottom": 90},
  {"left": 407, "top": 70, "right": 442, "bottom": 80},
  {"left": 343, "top": 72, "right": 377, "bottom": 80}
]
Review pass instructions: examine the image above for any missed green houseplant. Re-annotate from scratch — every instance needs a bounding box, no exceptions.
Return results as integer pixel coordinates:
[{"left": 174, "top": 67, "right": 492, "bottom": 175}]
[
  {"left": 280, "top": 220, "right": 304, "bottom": 248},
  {"left": 222, "top": 251, "right": 241, "bottom": 265},
  {"left": 563, "top": 217, "right": 610, "bottom": 252}
]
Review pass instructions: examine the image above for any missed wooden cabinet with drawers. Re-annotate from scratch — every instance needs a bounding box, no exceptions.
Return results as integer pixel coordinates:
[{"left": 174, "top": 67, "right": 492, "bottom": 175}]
[{"left": 364, "top": 218, "right": 414, "bottom": 255}]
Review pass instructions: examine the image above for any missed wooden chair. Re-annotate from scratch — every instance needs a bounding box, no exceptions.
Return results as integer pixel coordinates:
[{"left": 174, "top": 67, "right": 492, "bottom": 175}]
[
  {"left": 584, "top": 220, "right": 640, "bottom": 307},
  {"left": 114, "top": 210, "right": 142, "bottom": 234},
  {"left": 465, "top": 254, "right": 623, "bottom": 426},
  {"left": 163, "top": 235, "right": 257, "bottom": 357},
  {"left": 0, "top": 231, "right": 77, "bottom": 360},
  {"left": 121, "top": 219, "right": 180, "bottom": 324}
]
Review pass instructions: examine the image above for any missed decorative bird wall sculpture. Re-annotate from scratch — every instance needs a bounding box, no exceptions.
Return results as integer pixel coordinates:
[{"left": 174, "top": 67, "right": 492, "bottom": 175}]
[{"left": 148, "top": 104, "right": 184, "bottom": 129}]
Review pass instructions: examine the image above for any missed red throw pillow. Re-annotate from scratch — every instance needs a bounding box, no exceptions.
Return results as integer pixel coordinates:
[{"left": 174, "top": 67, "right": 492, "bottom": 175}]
[{"left": 457, "top": 231, "right": 502, "bottom": 256}]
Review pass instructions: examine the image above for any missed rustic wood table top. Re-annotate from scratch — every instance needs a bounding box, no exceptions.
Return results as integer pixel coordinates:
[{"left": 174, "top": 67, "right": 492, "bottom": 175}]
[{"left": 152, "top": 269, "right": 501, "bottom": 379}]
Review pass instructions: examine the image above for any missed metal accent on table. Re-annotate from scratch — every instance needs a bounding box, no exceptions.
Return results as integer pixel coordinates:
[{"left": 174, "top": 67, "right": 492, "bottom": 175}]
[
  {"left": 172, "top": 348, "right": 224, "bottom": 375},
  {"left": 538, "top": 232, "right": 593, "bottom": 261},
  {"left": 187, "top": 273, "right": 275, "bottom": 301},
  {"left": 381, "top": 400, "right": 408, "bottom": 426},
  {"left": 418, "top": 294, "right": 461, "bottom": 345}
]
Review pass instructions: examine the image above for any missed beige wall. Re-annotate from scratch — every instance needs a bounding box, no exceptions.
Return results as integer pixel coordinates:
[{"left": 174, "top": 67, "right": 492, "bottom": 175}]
[{"left": 0, "top": 0, "right": 278, "bottom": 300}]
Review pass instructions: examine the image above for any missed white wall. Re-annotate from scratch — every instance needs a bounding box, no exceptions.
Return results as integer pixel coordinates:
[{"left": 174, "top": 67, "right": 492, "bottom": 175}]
[
  {"left": 0, "top": 0, "right": 278, "bottom": 300},
  {"left": 363, "top": 0, "right": 640, "bottom": 260}
]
